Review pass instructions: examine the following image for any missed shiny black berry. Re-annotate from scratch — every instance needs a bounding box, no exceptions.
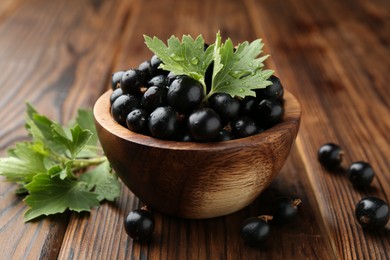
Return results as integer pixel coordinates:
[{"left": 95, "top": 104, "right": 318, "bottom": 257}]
[
  {"left": 138, "top": 61, "right": 152, "bottom": 78},
  {"left": 188, "top": 108, "right": 222, "bottom": 142},
  {"left": 253, "top": 99, "right": 284, "bottom": 128},
  {"left": 111, "top": 94, "right": 140, "bottom": 125},
  {"left": 147, "top": 74, "right": 168, "bottom": 88},
  {"left": 217, "top": 129, "right": 234, "bottom": 141},
  {"left": 166, "top": 71, "right": 179, "bottom": 86},
  {"left": 124, "top": 208, "right": 155, "bottom": 241},
  {"left": 141, "top": 86, "right": 168, "bottom": 112},
  {"left": 256, "top": 75, "right": 284, "bottom": 101},
  {"left": 240, "top": 96, "right": 257, "bottom": 115},
  {"left": 111, "top": 71, "right": 125, "bottom": 90},
  {"left": 150, "top": 55, "right": 167, "bottom": 75},
  {"left": 317, "top": 143, "right": 344, "bottom": 170},
  {"left": 126, "top": 109, "right": 149, "bottom": 134},
  {"left": 355, "top": 197, "right": 389, "bottom": 229},
  {"left": 167, "top": 76, "right": 204, "bottom": 114},
  {"left": 110, "top": 88, "right": 123, "bottom": 105},
  {"left": 231, "top": 116, "right": 260, "bottom": 138},
  {"left": 240, "top": 216, "right": 272, "bottom": 247},
  {"left": 121, "top": 69, "right": 146, "bottom": 94},
  {"left": 208, "top": 93, "right": 240, "bottom": 124},
  {"left": 148, "top": 107, "right": 180, "bottom": 140},
  {"left": 348, "top": 161, "right": 375, "bottom": 188},
  {"left": 271, "top": 197, "right": 302, "bottom": 225}
]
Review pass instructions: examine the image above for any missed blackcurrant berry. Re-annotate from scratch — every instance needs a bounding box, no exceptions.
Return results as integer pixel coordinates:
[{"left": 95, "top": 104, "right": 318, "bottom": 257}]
[
  {"left": 240, "top": 216, "right": 272, "bottom": 247},
  {"left": 167, "top": 76, "right": 204, "bottom": 114},
  {"left": 126, "top": 109, "right": 149, "bottom": 134},
  {"left": 240, "top": 96, "right": 257, "bottom": 115},
  {"left": 255, "top": 75, "right": 284, "bottom": 101},
  {"left": 348, "top": 161, "right": 375, "bottom": 188},
  {"left": 111, "top": 94, "right": 140, "bottom": 125},
  {"left": 147, "top": 74, "right": 168, "bottom": 88},
  {"left": 355, "top": 197, "right": 389, "bottom": 229},
  {"left": 166, "top": 71, "right": 179, "bottom": 86},
  {"left": 141, "top": 86, "right": 168, "bottom": 112},
  {"left": 138, "top": 60, "right": 152, "bottom": 78},
  {"left": 253, "top": 99, "right": 284, "bottom": 128},
  {"left": 217, "top": 129, "right": 234, "bottom": 141},
  {"left": 110, "top": 88, "right": 124, "bottom": 105},
  {"left": 180, "top": 132, "right": 193, "bottom": 142},
  {"left": 208, "top": 93, "right": 240, "bottom": 124},
  {"left": 231, "top": 116, "right": 260, "bottom": 138},
  {"left": 111, "top": 71, "right": 125, "bottom": 90},
  {"left": 271, "top": 197, "right": 302, "bottom": 225},
  {"left": 188, "top": 108, "right": 222, "bottom": 142},
  {"left": 317, "top": 143, "right": 344, "bottom": 171},
  {"left": 150, "top": 55, "right": 167, "bottom": 75},
  {"left": 124, "top": 208, "right": 155, "bottom": 241},
  {"left": 148, "top": 107, "right": 180, "bottom": 140},
  {"left": 121, "top": 69, "right": 146, "bottom": 94}
]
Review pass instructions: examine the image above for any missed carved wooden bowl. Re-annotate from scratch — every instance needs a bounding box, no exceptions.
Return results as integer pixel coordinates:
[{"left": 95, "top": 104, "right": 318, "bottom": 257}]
[{"left": 94, "top": 90, "right": 301, "bottom": 219}]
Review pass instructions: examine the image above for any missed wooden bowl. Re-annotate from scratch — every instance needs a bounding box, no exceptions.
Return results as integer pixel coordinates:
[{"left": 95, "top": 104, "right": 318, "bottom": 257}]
[{"left": 94, "top": 90, "right": 301, "bottom": 219}]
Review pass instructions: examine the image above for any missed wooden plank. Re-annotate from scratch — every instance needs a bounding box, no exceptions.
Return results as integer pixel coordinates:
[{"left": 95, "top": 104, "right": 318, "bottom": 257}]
[
  {"left": 0, "top": 0, "right": 132, "bottom": 258},
  {"left": 246, "top": 0, "right": 390, "bottom": 258}
]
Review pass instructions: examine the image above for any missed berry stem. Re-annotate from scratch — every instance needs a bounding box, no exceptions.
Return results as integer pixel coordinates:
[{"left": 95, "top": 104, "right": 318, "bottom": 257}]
[
  {"left": 258, "top": 215, "right": 273, "bottom": 222},
  {"left": 292, "top": 198, "right": 302, "bottom": 208}
]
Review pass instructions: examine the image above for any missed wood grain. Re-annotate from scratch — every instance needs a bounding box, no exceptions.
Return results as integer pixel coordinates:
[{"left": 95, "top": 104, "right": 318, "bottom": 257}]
[{"left": 0, "top": 0, "right": 389, "bottom": 259}]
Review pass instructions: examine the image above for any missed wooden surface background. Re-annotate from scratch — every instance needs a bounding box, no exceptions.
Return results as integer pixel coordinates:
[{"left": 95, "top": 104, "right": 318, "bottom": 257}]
[{"left": 0, "top": 0, "right": 389, "bottom": 259}]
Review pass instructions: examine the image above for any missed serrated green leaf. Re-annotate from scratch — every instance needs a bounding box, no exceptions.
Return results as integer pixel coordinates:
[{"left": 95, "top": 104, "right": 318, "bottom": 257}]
[
  {"left": 69, "top": 125, "right": 93, "bottom": 157},
  {"left": 0, "top": 157, "right": 38, "bottom": 182},
  {"left": 79, "top": 160, "right": 120, "bottom": 201},
  {"left": 23, "top": 173, "right": 100, "bottom": 222},
  {"left": 0, "top": 142, "right": 48, "bottom": 183},
  {"left": 2, "top": 104, "right": 118, "bottom": 223},
  {"left": 144, "top": 34, "right": 214, "bottom": 87},
  {"left": 209, "top": 35, "right": 273, "bottom": 99},
  {"left": 49, "top": 123, "right": 92, "bottom": 159},
  {"left": 75, "top": 109, "right": 98, "bottom": 146}
]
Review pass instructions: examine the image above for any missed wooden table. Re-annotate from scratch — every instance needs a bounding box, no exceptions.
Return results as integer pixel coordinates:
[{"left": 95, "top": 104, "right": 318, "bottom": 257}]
[{"left": 1, "top": 0, "right": 389, "bottom": 259}]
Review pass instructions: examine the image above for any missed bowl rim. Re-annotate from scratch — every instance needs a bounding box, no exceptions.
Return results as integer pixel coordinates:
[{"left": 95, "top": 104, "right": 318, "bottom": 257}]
[{"left": 94, "top": 89, "right": 301, "bottom": 151}]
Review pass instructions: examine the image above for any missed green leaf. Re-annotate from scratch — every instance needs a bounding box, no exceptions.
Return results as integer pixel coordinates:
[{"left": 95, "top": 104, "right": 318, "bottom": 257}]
[
  {"left": 25, "top": 104, "right": 92, "bottom": 158},
  {"left": 75, "top": 109, "right": 98, "bottom": 146},
  {"left": 0, "top": 142, "right": 48, "bottom": 183},
  {"left": 1, "top": 104, "right": 120, "bottom": 223},
  {"left": 23, "top": 173, "right": 100, "bottom": 222},
  {"left": 209, "top": 34, "right": 273, "bottom": 99},
  {"left": 144, "top": 34, "right": 214, "bottom": 88},
  {"left": 79, "top": 160, "right": 120, "bottom": 201},
  {"left": 68, "top": 125, "right": 93, "bottom": 157}
]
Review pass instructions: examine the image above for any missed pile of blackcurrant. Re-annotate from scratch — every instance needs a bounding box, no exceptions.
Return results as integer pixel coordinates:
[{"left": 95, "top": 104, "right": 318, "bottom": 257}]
[
  {"left": 240, "top": 197, "right": 302, "bottom": 247},
  {"left": 109, "top": 54, "right": 284, "bottom": 142},
  {"left": 318, "top": 143, "right": 389, "bottom": 230}
]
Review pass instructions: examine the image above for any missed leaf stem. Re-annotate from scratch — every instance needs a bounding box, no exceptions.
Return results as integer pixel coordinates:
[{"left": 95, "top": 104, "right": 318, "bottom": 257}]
[{"left": 72, "top": 156, "right": 107, "bottom": 169}]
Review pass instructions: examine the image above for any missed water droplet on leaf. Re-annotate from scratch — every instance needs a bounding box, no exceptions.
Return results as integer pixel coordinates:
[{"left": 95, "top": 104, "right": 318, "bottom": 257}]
[
  {"left": 170, "top": 53, "right": 184, "bottom": 61},
  {"left": 190, "top": 57, "right": 199, "bottom": 65},
  {"left": 229, "top": 70, "right": 252, "bottom": 79}
]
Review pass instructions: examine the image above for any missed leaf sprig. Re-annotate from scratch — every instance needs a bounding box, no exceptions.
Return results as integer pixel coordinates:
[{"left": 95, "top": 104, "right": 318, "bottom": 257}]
[
  {"left": 0, "top": 105, "right": 120, "bottom": 222},
  {"left": 144, "top": 32, "right": 274, "bottom": 101}
]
